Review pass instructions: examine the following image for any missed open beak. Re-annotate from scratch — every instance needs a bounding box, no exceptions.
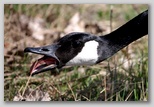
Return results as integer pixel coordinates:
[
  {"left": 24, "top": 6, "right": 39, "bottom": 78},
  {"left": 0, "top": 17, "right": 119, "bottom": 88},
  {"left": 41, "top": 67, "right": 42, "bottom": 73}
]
[{"left": 24, "top": 44, "right": 60, "bottom": 76}]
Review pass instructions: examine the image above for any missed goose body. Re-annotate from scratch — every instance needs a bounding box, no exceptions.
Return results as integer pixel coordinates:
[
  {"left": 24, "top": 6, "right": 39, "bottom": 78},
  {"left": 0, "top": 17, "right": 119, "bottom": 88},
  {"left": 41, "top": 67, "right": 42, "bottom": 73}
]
[{"left": 24, "top": 10, "right": 148, "bottom": 75}]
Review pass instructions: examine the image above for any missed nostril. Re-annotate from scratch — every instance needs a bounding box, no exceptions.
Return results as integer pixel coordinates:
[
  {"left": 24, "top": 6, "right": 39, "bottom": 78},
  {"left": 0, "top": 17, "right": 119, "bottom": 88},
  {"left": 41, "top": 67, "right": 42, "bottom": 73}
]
[{"left": 41, "top": 48, "right": 49, "bottom": 51}]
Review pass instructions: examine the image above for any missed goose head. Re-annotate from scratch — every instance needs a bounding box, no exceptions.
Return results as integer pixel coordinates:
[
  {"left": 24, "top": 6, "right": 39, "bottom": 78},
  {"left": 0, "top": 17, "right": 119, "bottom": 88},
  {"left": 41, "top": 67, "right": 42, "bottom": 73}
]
[{"left": 24, "top": 32, "right": 103, "bottom": 75}]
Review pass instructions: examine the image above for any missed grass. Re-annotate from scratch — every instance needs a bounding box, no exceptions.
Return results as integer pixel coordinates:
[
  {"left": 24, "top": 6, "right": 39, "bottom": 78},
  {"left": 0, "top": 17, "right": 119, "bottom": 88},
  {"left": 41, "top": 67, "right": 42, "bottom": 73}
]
[
  {"left": 4, "top": 38, "right": 148, "bottom": 101},
  {"left": 4, "top": 4, "right": 148, "bottom": 101}
]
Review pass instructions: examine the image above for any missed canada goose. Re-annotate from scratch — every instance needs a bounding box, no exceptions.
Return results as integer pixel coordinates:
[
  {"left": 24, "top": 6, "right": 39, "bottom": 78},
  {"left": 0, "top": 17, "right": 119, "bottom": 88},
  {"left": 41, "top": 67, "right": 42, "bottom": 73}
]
[{"left": 24, "top": 10, "right": 148, "bottom": 76}]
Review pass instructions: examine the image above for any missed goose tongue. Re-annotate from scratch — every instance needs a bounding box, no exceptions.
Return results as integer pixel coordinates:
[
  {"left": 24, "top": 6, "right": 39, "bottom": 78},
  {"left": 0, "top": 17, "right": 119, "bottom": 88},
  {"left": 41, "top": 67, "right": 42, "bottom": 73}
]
[{"left": 30, "top": 56, "right": 57, "bottom": 75}]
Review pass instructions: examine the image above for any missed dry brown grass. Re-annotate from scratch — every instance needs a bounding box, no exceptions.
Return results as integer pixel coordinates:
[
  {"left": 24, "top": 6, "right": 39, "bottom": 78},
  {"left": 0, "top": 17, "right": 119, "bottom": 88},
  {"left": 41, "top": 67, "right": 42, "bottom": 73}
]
[{"left": 4, "top": 4, "right": 148, "bottom": 101}]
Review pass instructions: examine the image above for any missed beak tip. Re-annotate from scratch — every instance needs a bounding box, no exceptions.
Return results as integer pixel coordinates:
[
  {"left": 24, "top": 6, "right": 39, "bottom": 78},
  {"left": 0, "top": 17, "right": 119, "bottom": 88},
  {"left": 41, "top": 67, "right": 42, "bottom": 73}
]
[
  {"left": 24, "top": 47, "right": 33, "bottom": 53},
  {"left": 29, "top": 71, "right": 35, "bottom": 76},
  {"left": 31, "top": 73, "right": 34, "bottom": 76},
  {"left": 24, "top": 47, "right": 30, "bottom": 53}
]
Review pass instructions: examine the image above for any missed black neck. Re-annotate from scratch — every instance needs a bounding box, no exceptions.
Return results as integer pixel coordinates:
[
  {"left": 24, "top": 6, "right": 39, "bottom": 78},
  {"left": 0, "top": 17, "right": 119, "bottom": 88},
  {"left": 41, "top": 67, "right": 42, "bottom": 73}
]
[
  {"left": 101, "top": 10, "right": 148, "bottom": 55},
  {"left": 96, "top": 10, "right": 148, "bottom": 63}
]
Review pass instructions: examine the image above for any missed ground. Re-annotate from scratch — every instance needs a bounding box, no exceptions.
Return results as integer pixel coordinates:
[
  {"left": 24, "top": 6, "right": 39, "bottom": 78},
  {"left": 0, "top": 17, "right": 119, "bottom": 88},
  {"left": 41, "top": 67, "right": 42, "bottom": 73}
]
[{"left": 4, "top": 4, "right": 148, "bottom": 101}]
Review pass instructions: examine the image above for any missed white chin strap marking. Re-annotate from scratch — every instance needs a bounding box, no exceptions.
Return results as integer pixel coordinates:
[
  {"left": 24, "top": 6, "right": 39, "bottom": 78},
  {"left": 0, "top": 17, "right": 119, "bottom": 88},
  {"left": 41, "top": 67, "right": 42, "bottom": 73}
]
[{"left": 66, "top": 40, "right": 99, "bottom": 66}]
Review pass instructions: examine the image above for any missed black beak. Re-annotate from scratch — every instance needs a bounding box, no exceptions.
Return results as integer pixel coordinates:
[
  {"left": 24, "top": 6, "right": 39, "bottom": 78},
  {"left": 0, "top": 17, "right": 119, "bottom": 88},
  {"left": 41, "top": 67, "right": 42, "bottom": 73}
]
[{"left": 24, "top": 44, "right": 60, "bottom": 62}]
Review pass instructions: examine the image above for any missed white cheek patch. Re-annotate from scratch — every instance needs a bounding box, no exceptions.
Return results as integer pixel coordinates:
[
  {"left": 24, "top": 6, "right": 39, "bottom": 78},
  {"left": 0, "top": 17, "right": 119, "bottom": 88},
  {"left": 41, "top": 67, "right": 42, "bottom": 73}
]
[{"left": 66, "top": 40, "right": 99, "bottom": 66}]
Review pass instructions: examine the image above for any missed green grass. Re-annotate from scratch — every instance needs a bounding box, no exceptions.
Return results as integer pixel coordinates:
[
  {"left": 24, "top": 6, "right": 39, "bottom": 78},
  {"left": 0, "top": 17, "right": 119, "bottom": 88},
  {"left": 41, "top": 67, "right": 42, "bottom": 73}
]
[
  {"left": 4, "top": 44, "right": 148, "bottom": 101},
  {"left": 4, "top": 4, "right": 148, "bottom": 101}
]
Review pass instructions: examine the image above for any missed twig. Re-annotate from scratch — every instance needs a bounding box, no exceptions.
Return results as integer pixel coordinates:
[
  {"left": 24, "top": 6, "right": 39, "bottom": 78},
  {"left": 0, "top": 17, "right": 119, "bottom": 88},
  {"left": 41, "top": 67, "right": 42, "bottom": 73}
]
[
  {"left": 104, "top": 75, "right": 107, "bottom": 101},
  {"left": 125, "top": 90, "right": 133, "bottom": 101},
  {"left": 22, "top": 74, "right": 32, "bottom": 96},
  {"left": 110, "top": 5, "right": 113, "bottom": 32},
  {"left": 81, "top": 95, "right": 90, "bottom": 101},
  {"left": 50, "top": 84, "right": 62, "bottom": 95},
  {"left": 67, "top": 82, "right": 77, "bottom": 101},
  {"left": 18, "top": 85, "right": 24, "bottom": 94}
]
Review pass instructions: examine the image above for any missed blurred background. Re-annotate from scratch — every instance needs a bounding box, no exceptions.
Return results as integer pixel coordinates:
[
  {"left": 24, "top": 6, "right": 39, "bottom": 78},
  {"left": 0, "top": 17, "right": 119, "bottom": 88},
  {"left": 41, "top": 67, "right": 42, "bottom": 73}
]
[{"left": 4, "top": 4, "right": 148, "bottom": 101}]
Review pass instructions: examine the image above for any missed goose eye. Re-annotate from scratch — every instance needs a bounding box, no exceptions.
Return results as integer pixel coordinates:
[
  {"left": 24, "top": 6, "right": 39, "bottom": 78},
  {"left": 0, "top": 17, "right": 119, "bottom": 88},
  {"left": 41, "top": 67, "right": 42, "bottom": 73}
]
[{"left": 72, "top": 41, "right": 82, "bottom": 48}]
